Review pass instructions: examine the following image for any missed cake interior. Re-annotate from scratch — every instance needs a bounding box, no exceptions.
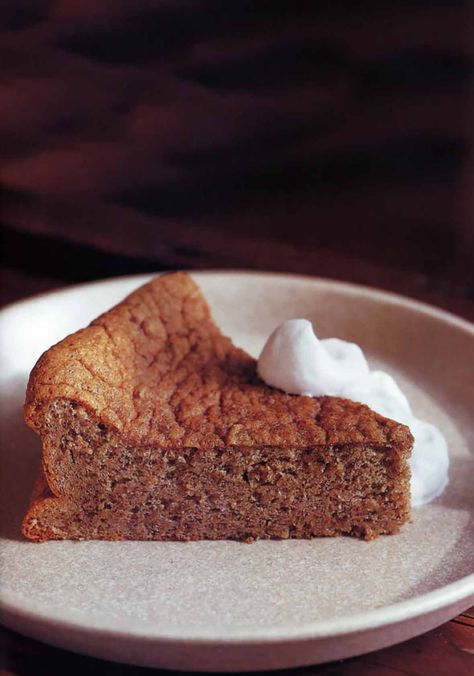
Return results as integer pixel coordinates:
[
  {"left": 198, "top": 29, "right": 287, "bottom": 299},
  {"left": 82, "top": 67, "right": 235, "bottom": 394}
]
[{"left": 24, "top": 399, "right": 410, "bottom": 542}]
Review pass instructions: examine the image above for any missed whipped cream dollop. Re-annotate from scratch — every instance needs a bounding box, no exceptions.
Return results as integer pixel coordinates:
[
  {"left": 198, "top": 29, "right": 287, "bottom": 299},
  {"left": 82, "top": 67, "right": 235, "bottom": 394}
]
[{"left": 257, "top": 319, "right": 449, "bottom": 506}]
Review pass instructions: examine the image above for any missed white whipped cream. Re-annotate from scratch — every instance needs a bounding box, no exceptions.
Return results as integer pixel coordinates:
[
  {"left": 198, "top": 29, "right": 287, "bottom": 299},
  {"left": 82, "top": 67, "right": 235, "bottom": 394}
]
[{"left": 257, "top": 319, "right": 449, "bottom": 506}]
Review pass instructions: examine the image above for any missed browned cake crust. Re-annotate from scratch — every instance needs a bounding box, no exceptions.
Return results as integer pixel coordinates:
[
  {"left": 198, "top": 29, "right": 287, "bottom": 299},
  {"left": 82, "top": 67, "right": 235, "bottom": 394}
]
[{"left": 22, "top": 272, "right": 413, "bottom": 542}]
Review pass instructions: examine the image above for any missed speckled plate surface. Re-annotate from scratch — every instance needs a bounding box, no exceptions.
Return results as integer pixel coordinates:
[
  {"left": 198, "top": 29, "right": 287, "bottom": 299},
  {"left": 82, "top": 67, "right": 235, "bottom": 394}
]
[{"left": 1, "top": 271, "right": 473, "bottom": 672}]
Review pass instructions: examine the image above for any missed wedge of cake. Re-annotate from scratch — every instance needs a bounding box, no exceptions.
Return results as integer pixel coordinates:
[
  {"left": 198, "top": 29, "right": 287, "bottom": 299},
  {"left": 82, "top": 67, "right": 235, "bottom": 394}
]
[{"left": 22, "top": 272, "right": 412, "bottom": 542}]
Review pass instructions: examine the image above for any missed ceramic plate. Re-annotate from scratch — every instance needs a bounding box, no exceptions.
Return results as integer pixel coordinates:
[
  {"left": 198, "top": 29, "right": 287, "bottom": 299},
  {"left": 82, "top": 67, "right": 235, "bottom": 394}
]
[{"left": 1, "top": 271, "right": 473, "bottom": 672}]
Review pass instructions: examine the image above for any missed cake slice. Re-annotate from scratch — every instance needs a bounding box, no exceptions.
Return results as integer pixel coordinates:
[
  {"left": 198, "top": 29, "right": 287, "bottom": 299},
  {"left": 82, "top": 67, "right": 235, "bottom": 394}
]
[{"left": 22, "top": 272, "right": 412, "bottom": 542}]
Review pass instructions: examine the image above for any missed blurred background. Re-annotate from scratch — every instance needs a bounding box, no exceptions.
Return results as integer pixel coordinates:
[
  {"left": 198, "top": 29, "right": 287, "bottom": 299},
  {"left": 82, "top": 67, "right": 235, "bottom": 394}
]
[{"left": 1, "top": 0, "right": 473, "bottom": 318}]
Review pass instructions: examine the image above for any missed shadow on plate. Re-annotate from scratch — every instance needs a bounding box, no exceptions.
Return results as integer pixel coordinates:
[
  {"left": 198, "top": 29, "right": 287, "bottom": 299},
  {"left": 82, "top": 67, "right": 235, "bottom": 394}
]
[{"left": 0, "top": 376, "right": 40, "bottom": 541}]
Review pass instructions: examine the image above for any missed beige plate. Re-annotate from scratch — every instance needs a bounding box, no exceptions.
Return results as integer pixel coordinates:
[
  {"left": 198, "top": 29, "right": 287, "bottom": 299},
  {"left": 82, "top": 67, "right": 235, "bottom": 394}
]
[{"left": 0, "top": 271, "right": 473, "bottom": 672}]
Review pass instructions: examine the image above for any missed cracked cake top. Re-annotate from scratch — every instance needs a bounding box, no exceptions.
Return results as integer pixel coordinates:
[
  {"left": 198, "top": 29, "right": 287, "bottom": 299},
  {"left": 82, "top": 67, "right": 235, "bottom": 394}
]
[{"left": 25, "top": 272, "right": 411, "bottom": 451}]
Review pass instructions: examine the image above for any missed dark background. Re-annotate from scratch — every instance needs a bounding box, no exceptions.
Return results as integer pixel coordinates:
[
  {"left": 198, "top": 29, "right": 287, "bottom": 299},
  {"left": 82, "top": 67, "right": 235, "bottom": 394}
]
[
  {"left": 1, "top": 3, "right": 474, "bottom": 673},
  {"left": 1, "top": 0, "right": 473, "bottom": 318}
]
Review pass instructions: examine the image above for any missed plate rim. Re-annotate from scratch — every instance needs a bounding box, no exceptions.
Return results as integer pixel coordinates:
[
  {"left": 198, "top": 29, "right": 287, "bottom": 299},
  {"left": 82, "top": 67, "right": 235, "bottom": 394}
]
[
  {"left": 1, "top": 269, "right": 473, "bottom": 336},
  {"left": 1, "top": 573, "right": 473, "bottom": 643},
  {"left": 1, "top": 269, "right": 473, "bottom": 646}
]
